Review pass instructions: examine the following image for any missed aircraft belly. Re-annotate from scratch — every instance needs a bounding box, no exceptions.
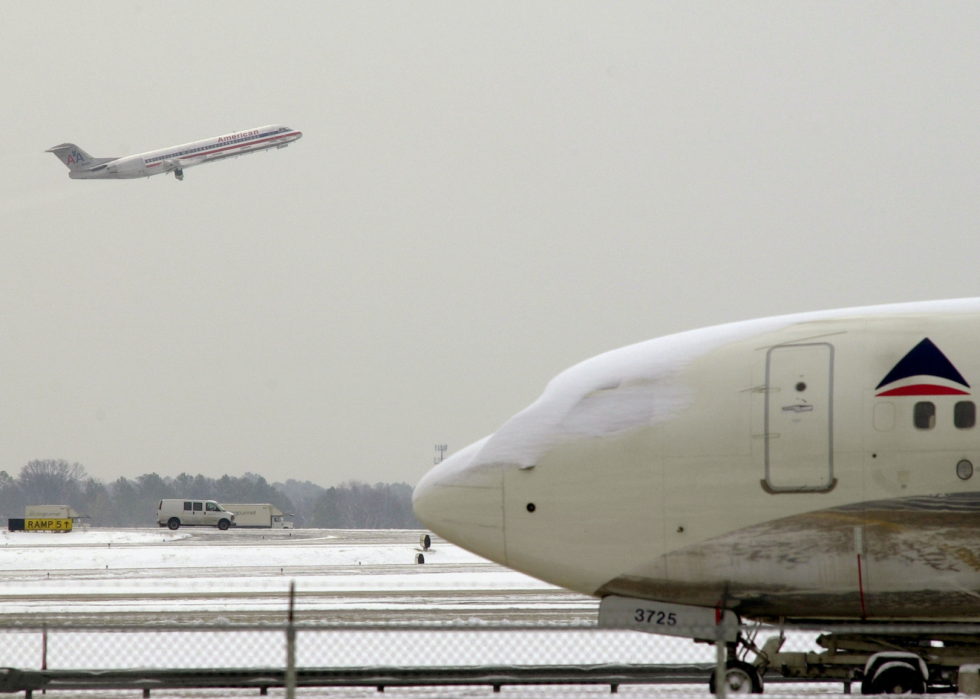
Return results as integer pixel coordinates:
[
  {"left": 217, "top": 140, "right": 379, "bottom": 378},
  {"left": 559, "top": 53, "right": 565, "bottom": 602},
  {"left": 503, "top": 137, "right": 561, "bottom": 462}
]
[
  {"left": 597, "top": 493, "right": 980, "bottom": 621},
  {"left": 206, "top": 151, "right": 238, "bottom": 165}
]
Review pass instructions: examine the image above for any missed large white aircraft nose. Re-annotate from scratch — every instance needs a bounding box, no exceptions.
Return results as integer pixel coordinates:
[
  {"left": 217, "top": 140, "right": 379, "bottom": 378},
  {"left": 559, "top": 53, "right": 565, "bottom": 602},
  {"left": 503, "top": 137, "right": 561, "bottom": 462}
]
[{"left": 413, "top": 437, "right": 505, "bottom": 563}]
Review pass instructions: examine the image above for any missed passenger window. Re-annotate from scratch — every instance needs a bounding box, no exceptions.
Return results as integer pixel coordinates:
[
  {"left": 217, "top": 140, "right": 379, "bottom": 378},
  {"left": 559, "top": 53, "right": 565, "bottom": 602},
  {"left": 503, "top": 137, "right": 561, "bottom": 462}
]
[
  {"left": 183, "top": 502, "right": 192, "bottom": 511},
  {"left": 193, "top": 502, "right": 203, "bottom": 512},
  {"left": 955, "top": 401, "right": 976, "bottom": 429},
  {"left": 914, "top": 402, "right": 936, "bottom": 430},
  {"left": 206, "top": 502, "right": 219, "bottom": 512}
]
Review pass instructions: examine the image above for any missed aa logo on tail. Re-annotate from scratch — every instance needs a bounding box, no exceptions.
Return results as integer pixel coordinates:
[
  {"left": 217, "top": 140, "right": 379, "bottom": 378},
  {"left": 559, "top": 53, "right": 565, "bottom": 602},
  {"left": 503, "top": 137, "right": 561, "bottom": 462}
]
[
  {"left": 876, "top": 338, "right": 970, "bottom": 396},
  {"left": 66, "top": 150, "right": 85, "bottom": 165}
]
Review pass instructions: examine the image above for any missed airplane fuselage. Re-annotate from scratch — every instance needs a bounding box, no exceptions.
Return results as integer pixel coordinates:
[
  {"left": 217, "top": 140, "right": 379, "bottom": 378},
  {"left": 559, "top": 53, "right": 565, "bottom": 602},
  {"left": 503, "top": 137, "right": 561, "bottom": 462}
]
[
  {"left": 48, "top": 125, "right": 302, "bottom": 180},
  {"left": 413, "top": 299, "right": 980, "bottom": 623}
]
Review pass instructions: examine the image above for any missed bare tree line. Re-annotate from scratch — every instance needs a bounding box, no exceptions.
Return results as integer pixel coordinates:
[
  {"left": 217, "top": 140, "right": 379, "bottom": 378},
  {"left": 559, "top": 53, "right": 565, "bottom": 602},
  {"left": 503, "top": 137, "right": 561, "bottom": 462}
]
[{"left": 0, "top": 460, "right": 422, "bottom": 529}]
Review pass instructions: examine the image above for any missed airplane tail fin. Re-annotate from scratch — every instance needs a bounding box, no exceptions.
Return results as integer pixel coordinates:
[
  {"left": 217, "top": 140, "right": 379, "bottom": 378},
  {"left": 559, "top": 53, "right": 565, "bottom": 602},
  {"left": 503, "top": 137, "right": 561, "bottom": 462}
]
[{"left": 46, "top": 143, "right": 96, "bottom": 171}]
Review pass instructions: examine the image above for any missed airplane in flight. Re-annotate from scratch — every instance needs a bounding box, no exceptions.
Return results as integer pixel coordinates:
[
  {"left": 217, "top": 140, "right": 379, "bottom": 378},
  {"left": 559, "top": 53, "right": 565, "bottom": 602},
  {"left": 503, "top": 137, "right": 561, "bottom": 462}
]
[
  {"left": 413, "top": 298, "right": 980, "bottom": 694},
  {"left": 47, "top": 125, "right": 302, "bottom": 181}
]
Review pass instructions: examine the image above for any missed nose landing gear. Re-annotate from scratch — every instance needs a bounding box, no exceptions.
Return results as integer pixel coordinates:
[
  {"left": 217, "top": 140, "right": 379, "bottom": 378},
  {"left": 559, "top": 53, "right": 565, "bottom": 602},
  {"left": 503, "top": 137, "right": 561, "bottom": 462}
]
[
  {"left": 710, "top": 660, "right": 764, "bottom": 694},
  {"left": 709, "top": 623, "right": 772, "bottom": 695}
]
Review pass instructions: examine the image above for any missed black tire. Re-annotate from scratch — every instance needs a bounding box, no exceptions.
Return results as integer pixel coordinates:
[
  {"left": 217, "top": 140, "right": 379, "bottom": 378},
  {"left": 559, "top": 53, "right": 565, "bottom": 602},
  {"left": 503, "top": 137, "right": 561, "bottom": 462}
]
[
  {"left": 710, "top": 660, "right": 763, "bottom": 694},
  {"left": 869, "top": 664, "right": 924, "bottom": 695},
  {"left": 167, "top": 518, "right": 180, "bottom": 530},
  {"left": 217, "top": 519, "right": 230, "bottom": 531}
]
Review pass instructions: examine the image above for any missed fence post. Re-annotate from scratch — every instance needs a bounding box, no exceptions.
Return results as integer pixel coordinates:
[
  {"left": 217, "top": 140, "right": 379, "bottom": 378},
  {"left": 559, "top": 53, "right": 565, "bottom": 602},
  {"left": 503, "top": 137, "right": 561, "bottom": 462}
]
[
  {"left": 286, "top": 582, "right": 296, "bottom": 699},
  {"left": 41, "top": 624, "right": 48, "bottom": 695},
  {"left": 715, "top": 634, "right": 726, "bottom": 699}
]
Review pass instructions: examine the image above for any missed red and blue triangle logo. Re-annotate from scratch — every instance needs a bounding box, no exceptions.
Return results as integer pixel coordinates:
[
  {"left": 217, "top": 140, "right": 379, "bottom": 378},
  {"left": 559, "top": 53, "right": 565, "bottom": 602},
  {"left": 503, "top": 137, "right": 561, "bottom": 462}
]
[{"left": 875, "top": 338, "right": 970, "bottom": 397}]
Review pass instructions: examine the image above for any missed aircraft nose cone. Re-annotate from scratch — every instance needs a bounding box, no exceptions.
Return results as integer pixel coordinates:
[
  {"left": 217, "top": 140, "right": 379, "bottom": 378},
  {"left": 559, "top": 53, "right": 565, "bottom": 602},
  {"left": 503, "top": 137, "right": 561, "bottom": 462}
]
[{"left": 413, "top": 438, "right": 505, "bottom": 563}]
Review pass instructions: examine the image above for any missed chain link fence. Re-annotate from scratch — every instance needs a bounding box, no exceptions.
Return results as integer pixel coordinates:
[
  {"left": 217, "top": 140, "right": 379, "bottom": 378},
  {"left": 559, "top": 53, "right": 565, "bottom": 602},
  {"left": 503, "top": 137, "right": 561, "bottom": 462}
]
[
  {"left": 4, "top": 586, "right": 980, "bottom": 697},
  {"left": 0, "top": 618, "right": 862, "bottom": 698},
  {"left": 0, "top": 624, "right": 728, "bottom": 671}
]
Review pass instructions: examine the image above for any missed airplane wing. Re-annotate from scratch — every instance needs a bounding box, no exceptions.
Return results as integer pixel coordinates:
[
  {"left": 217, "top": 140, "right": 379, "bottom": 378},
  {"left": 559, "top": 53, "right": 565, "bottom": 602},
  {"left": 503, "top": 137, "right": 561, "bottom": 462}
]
[{"left": 162, "top": 157, "right": 206, "bottom": 172}]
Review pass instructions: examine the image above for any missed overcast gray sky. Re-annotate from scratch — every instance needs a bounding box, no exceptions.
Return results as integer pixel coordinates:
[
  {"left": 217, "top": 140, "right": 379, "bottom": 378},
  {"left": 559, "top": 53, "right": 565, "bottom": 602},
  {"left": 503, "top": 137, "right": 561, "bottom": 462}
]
[{"left": 0, "top": 2, "right": 978, "bottom": 486}]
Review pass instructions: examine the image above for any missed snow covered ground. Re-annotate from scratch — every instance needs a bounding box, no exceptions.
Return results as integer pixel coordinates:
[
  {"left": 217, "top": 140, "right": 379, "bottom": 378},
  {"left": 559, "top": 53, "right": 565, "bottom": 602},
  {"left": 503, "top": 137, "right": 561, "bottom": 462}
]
[
  {"left": 0, "top": 528, "right": 835, "bottom": 697},
  {"left": 0, "top": 529, "right": 191, "bottom": 546},
  {"left": 0, "top": 528, "right": 593, "bottom": 624}
]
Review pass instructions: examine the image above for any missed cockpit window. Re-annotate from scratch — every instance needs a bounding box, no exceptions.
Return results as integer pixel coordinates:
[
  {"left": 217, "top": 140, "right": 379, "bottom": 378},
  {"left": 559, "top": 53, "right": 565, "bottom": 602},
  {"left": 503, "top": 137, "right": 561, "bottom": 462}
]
[{"left": 914, "top": 401, "right": 936, "bottom": 430}]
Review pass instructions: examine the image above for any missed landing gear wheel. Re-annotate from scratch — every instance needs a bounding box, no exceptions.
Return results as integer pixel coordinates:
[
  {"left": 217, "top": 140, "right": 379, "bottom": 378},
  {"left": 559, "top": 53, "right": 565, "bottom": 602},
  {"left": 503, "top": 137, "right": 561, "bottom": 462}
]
[
  {"left": 866, "top": 663, "right": 924, "bottom": 695},
  {"left": 167, "top": 518, "right": 180, "bottom": 530},
  {"left": 710, "top": 660, "right": 763, "bottom": 694},
  {"left": 218, "top": 519, "right": 230, "bottom": 531}
]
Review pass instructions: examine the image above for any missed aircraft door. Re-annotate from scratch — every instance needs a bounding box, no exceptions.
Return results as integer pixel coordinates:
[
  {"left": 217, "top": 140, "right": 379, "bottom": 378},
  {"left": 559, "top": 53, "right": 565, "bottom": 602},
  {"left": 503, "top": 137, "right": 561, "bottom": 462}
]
[{"left": 763, "top": 343, "right": 836, "bottom": 493}]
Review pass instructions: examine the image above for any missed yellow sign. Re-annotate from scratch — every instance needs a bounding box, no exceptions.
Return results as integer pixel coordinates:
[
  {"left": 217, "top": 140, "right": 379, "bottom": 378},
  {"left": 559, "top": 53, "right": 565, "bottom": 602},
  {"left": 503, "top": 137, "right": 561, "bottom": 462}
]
[{"left": 25, "top": 518, "right": 72, "bottom": 532}]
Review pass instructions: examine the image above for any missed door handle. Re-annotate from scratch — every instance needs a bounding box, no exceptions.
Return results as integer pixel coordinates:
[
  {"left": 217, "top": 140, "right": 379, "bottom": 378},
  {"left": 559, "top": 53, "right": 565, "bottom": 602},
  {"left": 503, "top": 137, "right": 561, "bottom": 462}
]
[{"left": 781, "top": 404, "right": 814, "bottom": 413}]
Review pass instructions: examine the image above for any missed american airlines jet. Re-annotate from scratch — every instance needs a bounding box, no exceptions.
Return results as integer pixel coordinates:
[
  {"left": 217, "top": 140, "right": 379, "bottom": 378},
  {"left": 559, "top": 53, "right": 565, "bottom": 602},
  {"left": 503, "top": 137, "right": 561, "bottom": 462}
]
[{"left": 47, "top": 125, "right": 302, "bottom": 181}]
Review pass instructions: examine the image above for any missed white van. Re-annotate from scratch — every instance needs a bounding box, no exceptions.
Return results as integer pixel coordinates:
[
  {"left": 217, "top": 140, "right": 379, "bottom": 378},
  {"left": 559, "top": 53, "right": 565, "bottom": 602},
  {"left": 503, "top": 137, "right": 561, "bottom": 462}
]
[{"left": 157, "top": 499, "right": 236, "bottom": 530}]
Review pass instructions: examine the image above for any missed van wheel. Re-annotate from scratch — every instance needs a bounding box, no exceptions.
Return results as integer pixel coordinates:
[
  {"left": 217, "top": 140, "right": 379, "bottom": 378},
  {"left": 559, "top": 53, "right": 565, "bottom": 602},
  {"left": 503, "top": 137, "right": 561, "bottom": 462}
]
[
  {"left": 218, "top": 519, "right": 230, "bottom": 531},
  {"left": 167, "top": 518, "right": 180, "bottom": 530}
]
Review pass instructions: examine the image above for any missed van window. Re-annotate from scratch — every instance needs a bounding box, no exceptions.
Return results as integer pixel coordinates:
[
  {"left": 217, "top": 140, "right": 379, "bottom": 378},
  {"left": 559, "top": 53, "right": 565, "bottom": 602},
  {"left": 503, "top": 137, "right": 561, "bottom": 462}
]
[
  {"left": 183, "top": 502, "right": 192, "bottom": 511},
  {"left": 914, "top": 402, "right": 936, "bottom": 430},
  {"left": 955, "top": 401, "right": 976, "bottom": 429},
  {"left": 206, "top": 502, "right": 220, "bottom": 512},
  {"left": 193, "top": 502, "right": 203, "bottom": 512}
]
